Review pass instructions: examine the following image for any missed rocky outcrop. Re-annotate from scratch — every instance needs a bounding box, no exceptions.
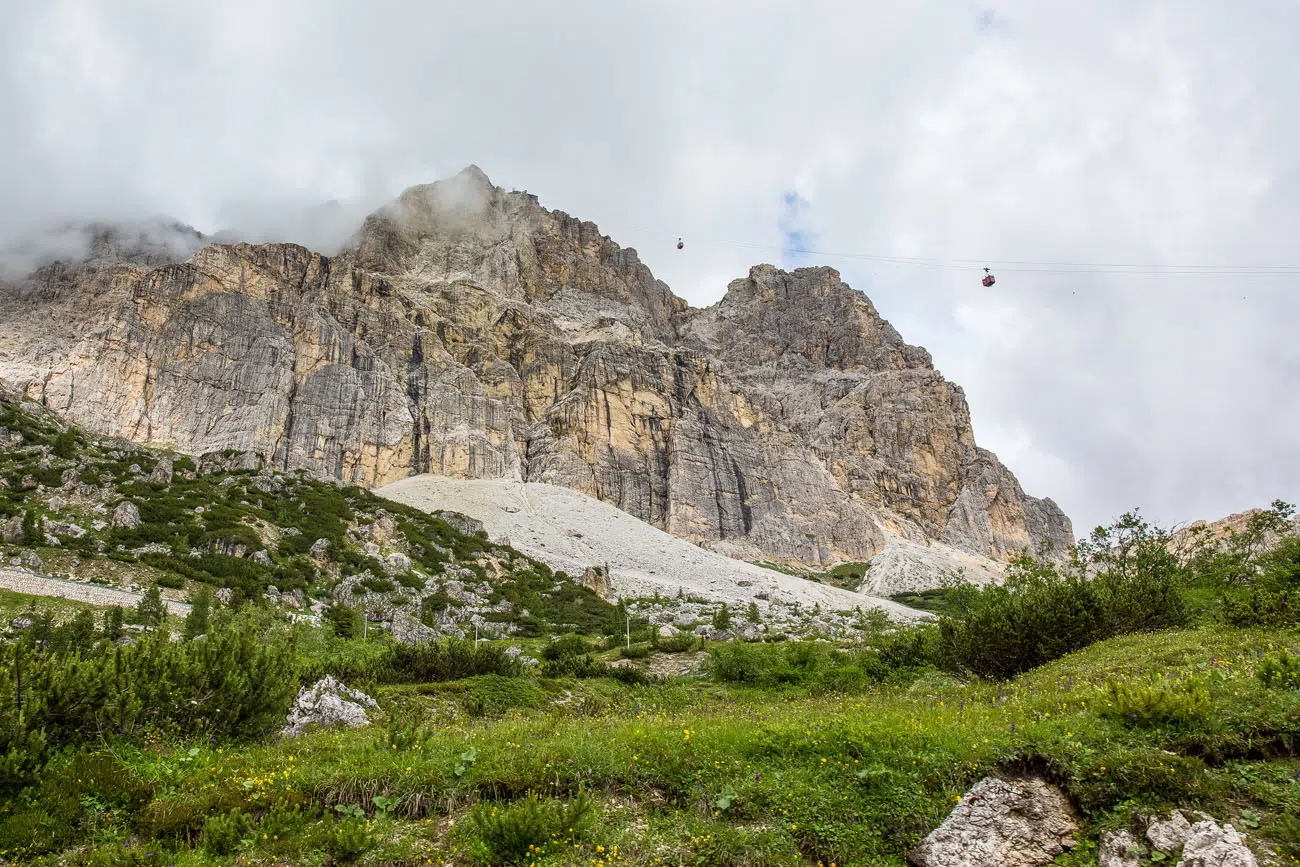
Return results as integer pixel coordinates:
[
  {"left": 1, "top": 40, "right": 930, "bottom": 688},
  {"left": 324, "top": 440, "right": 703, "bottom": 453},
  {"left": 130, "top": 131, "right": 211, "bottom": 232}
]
[
  {"left": 281, "top": 676, "right": 378, "bottom": 737},
  {"left": 1098, "top": 830, "right": 1142, "bottom": 867},
  {"left": 0, "top": 165, "right": 1073, "bottom": 588},
  {"left": 907, "top": 776, "right": 1078, "bottom": 867},
  {"left": 1178, "top": 820, "right": 1258, "bottom": 867},
  {"left": 111, "top": 501, "right": 141, "bottom": 529}
]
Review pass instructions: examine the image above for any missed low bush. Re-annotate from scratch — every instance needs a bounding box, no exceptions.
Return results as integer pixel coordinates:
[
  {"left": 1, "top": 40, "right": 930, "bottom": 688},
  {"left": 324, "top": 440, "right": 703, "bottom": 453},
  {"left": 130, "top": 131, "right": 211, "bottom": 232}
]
[
  {"left": 657, "top": 633, "right": 698, "bottom": 653},
  {"left": 384, "top": 639, "right": 523, "bottom": 684},
  {"left": 1105, "top": 677, "right": 1211, "bottom": 727},
  {"left": 618, "top": 642, "right": 653, "bottom": 660},
  {"left": 464, "top": 788, "right": 594, "bottom": 866},
  {"left": 541, "top": 633, "right": 594, "bottom": 661},
  {"left": 939, "top": 511, "right": 1189, "bottom": 679},
  {"left": 1256, "top": 649, "right": 1300, "bottom": 690}
]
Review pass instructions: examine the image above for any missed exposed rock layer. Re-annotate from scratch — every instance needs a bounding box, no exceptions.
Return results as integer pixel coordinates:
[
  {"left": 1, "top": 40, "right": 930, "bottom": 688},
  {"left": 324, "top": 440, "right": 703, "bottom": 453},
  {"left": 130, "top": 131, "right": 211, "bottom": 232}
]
[{"left": 0, "top": 166, "right": 1073, "bottom": 577}]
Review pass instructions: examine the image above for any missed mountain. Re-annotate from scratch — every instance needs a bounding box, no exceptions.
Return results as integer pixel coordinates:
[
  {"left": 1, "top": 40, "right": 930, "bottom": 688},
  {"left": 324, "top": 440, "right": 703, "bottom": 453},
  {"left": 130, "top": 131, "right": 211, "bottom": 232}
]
[{"left": 0, "top": 166, "right": 1073, "bottom": 591}]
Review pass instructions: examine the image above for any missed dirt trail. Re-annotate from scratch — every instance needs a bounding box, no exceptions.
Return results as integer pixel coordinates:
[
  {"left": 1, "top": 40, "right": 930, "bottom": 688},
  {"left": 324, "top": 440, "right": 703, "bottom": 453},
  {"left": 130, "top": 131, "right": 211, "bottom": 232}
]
[{"left": 0, "top": 566, "right": 191, "bottom": 615}]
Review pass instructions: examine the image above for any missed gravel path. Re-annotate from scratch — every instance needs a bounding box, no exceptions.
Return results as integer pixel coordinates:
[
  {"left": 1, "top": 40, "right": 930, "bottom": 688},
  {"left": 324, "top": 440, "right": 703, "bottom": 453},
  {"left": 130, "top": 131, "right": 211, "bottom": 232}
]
[
  {"left": 0, "top": 566, "right": 192, "bottom": 615},
  {"left": 376, "top": 475, "right": 930, "bottom": 621}
]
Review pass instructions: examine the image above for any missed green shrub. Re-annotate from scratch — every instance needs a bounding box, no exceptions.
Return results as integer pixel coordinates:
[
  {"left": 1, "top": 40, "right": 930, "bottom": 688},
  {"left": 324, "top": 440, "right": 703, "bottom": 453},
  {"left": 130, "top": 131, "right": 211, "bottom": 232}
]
[
  {"left": 324, "top": 601, "right": 362, "bottom": 638},
  {"left": 202, "top": 810, "right": 252, "bottom": 856},
  {"left": 541, "top": 633, "right": 594, "bottom": 661},
  {"left": 1106, "top": 677, "right": 1211, "bottom": 726},
  {"left": 1256, "top": 649, "right": 1300, "bottom": 690},
  {"left": 658, "top": 633, "right": 698, "bottom": 653},
  {"left": 326, "top": 815, "right": 373, "bottom": 862},
  {"left": 22, "top": 508, "right": 42, "bottom": 545},
  {"left": 154, "top": 572, "right": 184, "bottom": 590},
  {"left": 385, "top": 639, "right": 523, "bottom": 683},
  {"left": 359, "top": 575, "right": 396, "bottom": 594},
  {"left": 184, "top": 585, "right": 212, "bottom": 639},
  {"left": 467, "top": 788, "right": 594, "bottom": 866},
  {"left": 940, "top": 512, "right": 1189, "bottom": 679},
  {"left": 1, "top": 616, "right": 298, "bottom": 755},
  {"left": 618, "top": 642, "right": 652, "bottom": 660},
  {"left": 1221, "top": 587, "right": 1300, "bottom": 628}
]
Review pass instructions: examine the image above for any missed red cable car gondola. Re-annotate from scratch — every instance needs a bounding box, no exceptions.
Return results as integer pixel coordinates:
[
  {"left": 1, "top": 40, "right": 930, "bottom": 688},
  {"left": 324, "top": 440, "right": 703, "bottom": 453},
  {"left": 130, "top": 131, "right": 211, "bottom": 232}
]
[{"left": 981, "top": 267, "right": 996, "bottom": 287}]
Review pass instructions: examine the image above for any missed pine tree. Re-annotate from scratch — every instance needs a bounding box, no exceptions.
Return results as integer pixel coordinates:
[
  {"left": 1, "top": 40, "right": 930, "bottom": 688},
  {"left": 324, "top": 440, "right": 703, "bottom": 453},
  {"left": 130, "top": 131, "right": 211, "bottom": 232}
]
[
  {"left": 21, "top": 509, "right": 41, "bottom": 545},
  {"left": 134, "top": 584, "right": 166, "bottom": 632},
  {"left": 712, "top": 602, "right": 732, "bottom": 631},
  {"left": 184, "top": 585, "right": 212, "bottom": 640},
  {"left": 746, "top": 601, "right": 762, "bottom": 623},
  {"left": 102, "top": 606, "right": 124, "bottom": 640}
]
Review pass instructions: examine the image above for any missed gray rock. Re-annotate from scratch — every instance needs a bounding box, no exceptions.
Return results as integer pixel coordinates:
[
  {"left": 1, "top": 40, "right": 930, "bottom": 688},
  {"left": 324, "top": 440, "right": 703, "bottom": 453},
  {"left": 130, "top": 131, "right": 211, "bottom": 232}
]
[
  {"left": 1098, "top": 830, "right": 1142, "bottom": 867},
  {"left": 253, "top": 550, "right": 273, "bottom": 566},
  {"left": 150, "top": 457, "right": 173, "bottom": 484},
  {"left": 2, "top": 515, "right": 23, "bottom": 544},
  {"left": 47, "top": 520, "right": 86, "bottom": 539},
  {"left": 280, "top": 675, "right": 379, "bottom": 738},
  {"left": 112, "top": 501, "right": 141, "bottom": 529},
  {"left": 281, "top": 675, "right": 379, "bottom": 737},
  {"left": 907, "top": 776, "right": 1078, "bottom": 867},
  {"left": 1177, "top": 820, "right": 1257, "bottom": 867},
  {"left": 1148, "top": 811, "right": 1193, "bottom": 853},
  {"left": 310, "top": 538, "right": 331, "bottom": 559},
  {"left": 253, "top": 475, "right": 284, "bottom": 494},
  {"left": 60, "top": 468, "right": 79, "bottom": 487},
  {"left": 439, "top": 511, "right": 486, "bottom": 537}
]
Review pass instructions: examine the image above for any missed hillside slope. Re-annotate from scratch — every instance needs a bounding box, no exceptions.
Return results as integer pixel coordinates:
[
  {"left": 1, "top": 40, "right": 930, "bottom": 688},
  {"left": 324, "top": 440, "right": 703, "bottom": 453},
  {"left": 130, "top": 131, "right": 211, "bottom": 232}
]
[
  {"left": 376, "top": 474, "right": 929, "bottom": 618},
  {"left": 0, "top": 166, "right": 1072, "bottom": 591}
]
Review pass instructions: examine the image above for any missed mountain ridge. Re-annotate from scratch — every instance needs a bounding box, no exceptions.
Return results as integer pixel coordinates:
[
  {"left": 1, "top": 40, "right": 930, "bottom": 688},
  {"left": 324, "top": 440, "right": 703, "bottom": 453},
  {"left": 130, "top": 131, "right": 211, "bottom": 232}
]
[{"left": 0, "top": 165, "right": 1073, "bottom": 591}]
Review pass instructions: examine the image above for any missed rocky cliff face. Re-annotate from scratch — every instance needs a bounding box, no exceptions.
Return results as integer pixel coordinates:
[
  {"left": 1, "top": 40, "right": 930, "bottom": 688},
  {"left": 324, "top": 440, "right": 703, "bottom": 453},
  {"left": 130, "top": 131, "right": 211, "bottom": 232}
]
[{"left": 0, "top": 166, "right": 1074, "bottom": 582}]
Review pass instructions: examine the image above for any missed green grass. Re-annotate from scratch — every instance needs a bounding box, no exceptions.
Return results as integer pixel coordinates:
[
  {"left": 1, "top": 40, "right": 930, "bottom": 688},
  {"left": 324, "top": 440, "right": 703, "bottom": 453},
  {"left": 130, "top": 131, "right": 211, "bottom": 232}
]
[
  {"left": 4, "top": 623, "right": 1299, "bottom": 865},
  {"left": 888, "top": 587, "right": 968, "bottom": 617}
]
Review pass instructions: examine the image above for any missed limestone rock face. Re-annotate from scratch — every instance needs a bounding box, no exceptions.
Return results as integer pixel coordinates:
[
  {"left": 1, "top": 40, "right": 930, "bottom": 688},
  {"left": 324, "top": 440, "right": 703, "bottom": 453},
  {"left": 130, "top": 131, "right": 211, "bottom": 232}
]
[
  {"left": 907, "top": 776, "right": 1079, "bottom": 867},
  {"left": 1177, "top": 820, "right": 1258, "bottom": 867},
  {"left": 0, "top": 166, "right": 1073, "bottom": 588}
]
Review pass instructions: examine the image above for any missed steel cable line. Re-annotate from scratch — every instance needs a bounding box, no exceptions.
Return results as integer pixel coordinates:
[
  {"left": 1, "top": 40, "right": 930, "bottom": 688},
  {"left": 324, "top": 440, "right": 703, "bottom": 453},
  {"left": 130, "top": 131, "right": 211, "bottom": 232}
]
[{"left": 616, "top": 222, "right": 1300, "bottom": 279}]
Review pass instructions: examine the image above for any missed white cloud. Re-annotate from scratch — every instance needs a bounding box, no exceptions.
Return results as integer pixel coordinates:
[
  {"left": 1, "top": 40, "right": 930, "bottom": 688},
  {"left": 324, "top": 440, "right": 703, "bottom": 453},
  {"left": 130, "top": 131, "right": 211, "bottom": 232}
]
[{"left": 2, "top": 0, "right": 1297, "bottom": 534}]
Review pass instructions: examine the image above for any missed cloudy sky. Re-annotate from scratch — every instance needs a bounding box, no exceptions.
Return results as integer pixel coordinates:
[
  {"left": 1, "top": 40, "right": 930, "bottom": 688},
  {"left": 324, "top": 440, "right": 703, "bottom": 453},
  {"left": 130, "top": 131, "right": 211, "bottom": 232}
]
[{"left": 3, "top": 0, "right": 1298, "bottom": 536}]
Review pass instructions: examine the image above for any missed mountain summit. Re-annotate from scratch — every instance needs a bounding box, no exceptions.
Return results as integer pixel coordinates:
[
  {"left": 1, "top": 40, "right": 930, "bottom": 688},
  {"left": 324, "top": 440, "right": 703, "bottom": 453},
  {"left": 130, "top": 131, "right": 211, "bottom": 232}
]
[{"left": 0, "top": 167, "right": 1073, "bottom": 589}]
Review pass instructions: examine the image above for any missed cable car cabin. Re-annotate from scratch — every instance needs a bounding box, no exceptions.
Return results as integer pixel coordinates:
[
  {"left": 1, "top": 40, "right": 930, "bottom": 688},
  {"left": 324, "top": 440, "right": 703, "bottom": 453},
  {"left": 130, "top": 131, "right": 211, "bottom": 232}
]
[
  {"left": 677, "top": 238, "right": 684, "bottom": 250},
  {"left": 982, "top": 267, "right": 996, "bottom": 287}
]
